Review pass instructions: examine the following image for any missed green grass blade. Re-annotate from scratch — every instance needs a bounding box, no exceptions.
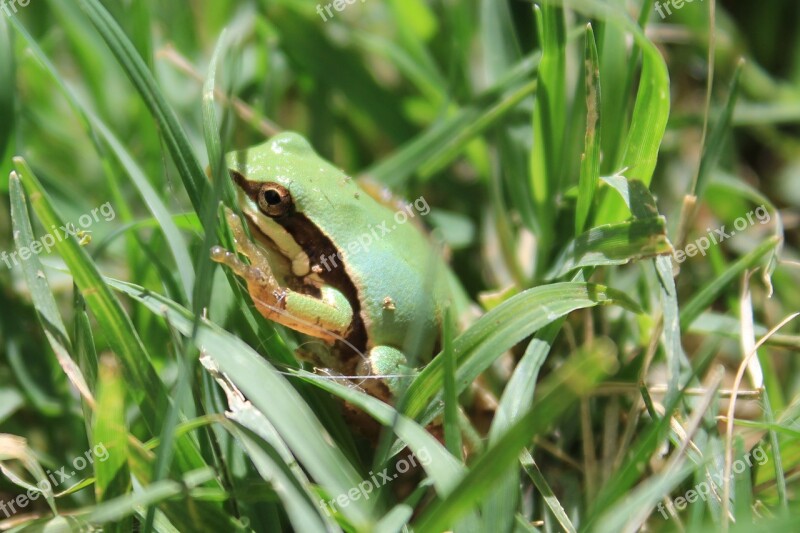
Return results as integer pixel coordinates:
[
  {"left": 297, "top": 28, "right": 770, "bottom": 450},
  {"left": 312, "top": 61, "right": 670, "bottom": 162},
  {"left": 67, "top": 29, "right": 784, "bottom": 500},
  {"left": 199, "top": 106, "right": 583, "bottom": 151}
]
[
  {"left": 483, "top": 323, "right": 562, "bottom": 533},
  {"left": 520, "top": 449, "right": 576, "bottom": 533},
  {"left": 366, "top": 54, "right": 540, "bottom": 186},
  {"left": 547, "top": 217, "right": 672, "bottom": 279},
  {"left": 576, "top": 24, "right": 601, "bottom": 235},
  {"left": 106, "top": 277, "right": 376, "bottom": 529},
  {"left": 694, "top": 60, "right": 744, "bottom": 196},
  {"left": 680, "top": 236, "right": 782, "bottom": 329},
  {"left": 93, "top": 356, "right": 132, "bottom": 532},
  {"left": 403, "top": 282, "right": 641, "bottom": 424},
  {"left": 0, "top": 14, "right": 14, "bottom": 189},
  {"left": 12, "top": 157, "right": 213, "bottom": 481},
  {"left": 86, "top": 468, "right": 216, "bottom": 525},
  {"left": 8, "top": 174, "right": 93, "bottom": 405},
  {"left": 204, "top": 366, "right": 334, "bottom": 532},
  {"left": 413, "top": 347, "right": 616, "bottom": 532},
  {"left": 74, "top": 0, "right": 209, "bottom": 213},
  {"left": 530, "top": 3, "right": 566, "bottom": 263},
  {"left": 298, "top": 370, "right": 466, "bottom": 494},
  {"left": 442, "top": 306, "right": 462, "bottom": 460}
]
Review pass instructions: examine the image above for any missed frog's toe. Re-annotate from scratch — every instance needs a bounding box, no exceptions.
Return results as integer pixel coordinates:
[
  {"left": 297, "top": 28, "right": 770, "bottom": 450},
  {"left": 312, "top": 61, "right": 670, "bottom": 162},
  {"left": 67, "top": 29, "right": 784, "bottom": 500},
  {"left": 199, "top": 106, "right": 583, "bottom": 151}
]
[
  {"left": 357, "top": 346, "right": 412, "bottom": 399},
  {"left": 211, "top": 245, "right": 270, "bottom": 286}
]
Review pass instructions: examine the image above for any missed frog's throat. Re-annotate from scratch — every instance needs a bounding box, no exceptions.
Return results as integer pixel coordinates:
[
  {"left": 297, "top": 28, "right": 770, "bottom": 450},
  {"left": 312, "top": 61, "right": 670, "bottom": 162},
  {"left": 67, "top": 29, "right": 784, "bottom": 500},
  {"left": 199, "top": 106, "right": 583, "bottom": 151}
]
[{"left": 241, "top": 205, "right": 311, "bottom": 278}]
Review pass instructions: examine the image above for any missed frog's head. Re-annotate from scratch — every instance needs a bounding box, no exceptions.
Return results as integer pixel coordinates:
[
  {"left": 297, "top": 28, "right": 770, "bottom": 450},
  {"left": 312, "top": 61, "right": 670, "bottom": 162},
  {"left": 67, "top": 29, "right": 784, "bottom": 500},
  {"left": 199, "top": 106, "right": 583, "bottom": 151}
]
[
  {"left": 223, "top": 132, "right": 357, "bottom": 279},
  {"left": 225, "top": 131, "right": 329, "bottom": 220}
]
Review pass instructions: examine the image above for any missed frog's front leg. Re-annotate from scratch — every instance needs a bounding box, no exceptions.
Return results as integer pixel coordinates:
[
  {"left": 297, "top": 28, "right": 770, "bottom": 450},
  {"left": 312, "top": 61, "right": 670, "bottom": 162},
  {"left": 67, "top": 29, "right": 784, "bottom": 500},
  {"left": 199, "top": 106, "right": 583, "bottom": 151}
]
[{"left": 212, "top": 208, "right": 353, "bottom": 343}]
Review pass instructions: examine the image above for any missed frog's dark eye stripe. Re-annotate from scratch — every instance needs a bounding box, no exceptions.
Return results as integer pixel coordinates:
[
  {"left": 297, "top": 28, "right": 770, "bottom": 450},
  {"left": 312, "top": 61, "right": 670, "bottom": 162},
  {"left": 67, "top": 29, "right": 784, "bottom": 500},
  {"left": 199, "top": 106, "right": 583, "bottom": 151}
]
[{"left": 258, "top": 182, "right": 293, "bottom": 217}]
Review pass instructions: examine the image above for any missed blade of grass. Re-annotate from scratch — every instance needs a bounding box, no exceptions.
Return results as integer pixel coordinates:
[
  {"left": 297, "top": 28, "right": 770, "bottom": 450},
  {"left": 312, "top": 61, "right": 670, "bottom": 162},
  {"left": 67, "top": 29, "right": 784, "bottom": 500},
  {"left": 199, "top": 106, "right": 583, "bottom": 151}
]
[
  {"left": 402, "top": 282, "right": 641, "bottom": 425},
  {"left": 483, "top": 322, "right": 563, "bottom": 533},
  {"left": 442, "top": 305, "right": 462, "bottom": 460},
  {"left": 74, "top": 0, "right": 209, "bottom": 213},
  {"left": 693, "top": 60, "right": 744, "bottom": 196},
  {"left": 86, "top": 468, "right": 216, "bottom": 525},
  {"left": 0, "top": 14, "right": 14, "bottom": 189},
  {"left": 93, "top": 356, "right": 132, "bottom": 533},
  {"left": 547, "top": 217, "right": 672, "bottom": 279},
  {"left": 413, "top": 347, "right": 617, "bottom": 532},
  {"left": 12, "top": 158, "right": 216, "bottom": 485},
  {"left": 0, "top": 434, "right": 57, "bottom": 514},
  {"left": 680, "top": 236, "right": 782, "bottom": 330},
  {"left": 203, "top": 361, "right": 335, "bottom": 532},
  {"left": 530, "top": 3, "right": 566, "bottom": 268},
  {"left": 8, "top": 173, "right": 94, "bottom": 407},
  {"left": 106, "top": 277, "right": 376, "bottom": 529},
  {"left": 576, "top": 24, "right": 601, "bottom": 235},
  {"left": 365, "top": 53, "right": 540, "bottom": 187}
]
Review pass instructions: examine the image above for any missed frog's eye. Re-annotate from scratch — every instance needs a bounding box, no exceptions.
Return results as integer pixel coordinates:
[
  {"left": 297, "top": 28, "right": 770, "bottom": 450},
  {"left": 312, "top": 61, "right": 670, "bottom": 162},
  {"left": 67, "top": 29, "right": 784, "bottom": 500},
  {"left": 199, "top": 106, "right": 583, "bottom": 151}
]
[{"left": 258, "top": 182, "right": 293, "bottom": 217}]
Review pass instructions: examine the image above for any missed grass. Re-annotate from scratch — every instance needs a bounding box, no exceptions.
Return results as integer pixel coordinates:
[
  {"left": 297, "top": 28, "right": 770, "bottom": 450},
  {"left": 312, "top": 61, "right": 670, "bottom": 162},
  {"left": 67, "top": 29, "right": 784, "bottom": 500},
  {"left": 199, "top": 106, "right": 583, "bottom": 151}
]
[{"left": 0, "top": 0, "right": 799, "bottom": 531}]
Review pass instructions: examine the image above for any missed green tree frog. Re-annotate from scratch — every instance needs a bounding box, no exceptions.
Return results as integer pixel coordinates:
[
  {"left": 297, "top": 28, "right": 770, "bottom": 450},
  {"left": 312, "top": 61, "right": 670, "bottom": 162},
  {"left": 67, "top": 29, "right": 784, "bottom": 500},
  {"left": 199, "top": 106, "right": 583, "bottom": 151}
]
[{"left": 211, "top": 132, "right": 462, "bottom": 401}]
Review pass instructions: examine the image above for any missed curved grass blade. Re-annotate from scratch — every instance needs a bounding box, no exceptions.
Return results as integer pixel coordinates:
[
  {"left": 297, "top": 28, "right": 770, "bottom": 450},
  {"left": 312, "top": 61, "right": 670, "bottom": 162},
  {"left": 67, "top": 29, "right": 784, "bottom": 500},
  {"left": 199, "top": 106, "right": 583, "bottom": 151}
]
[
  {"left": 296, "top": 370, "right": 466, "bottom": 495},
  {"left": 413, "top": 347, "right": 617, "bottom": 532},
  {"left": 0, "top": 434, "right": 57, "bottom": 515},
  {"left": 0, "top": 14, "right": 14, "bottom": 189},
  {"left": 12, "top": 158, "right": 213, "bottom": 482},
  {"left": 402, "top": 282, "right": 641, "bottom": 424},
  {"left": 8, "top": 173, "right": 94, "bottom": 407},
  {"left": 106, "top": 278, "right": 376, "bottom": 529},
  {"left": 547, "top": 216, "right": 672, "bottom": 279},
  {"left": 576, "top": 24, "right": 601, "bottom": 235},
  {"left": 203, "top": 361, "right": 335, "bottom": 532},
  {"left": 483, "top": 322, "right": 563, "bottom": 532},
  {"left": 365, "top": 54, "right": 540, "bottom": 187},
  {"left": 680, "top": 236, "right": 782, "bottom": 330},
  {"left": 93, "top": 356, "right": 132, "bottom": 533},
  {"left": 74, "top": 0, "right": 209, "bottom": 213},
  {"left": 86, "top": 468, "right": 216, "bottom": 526}
]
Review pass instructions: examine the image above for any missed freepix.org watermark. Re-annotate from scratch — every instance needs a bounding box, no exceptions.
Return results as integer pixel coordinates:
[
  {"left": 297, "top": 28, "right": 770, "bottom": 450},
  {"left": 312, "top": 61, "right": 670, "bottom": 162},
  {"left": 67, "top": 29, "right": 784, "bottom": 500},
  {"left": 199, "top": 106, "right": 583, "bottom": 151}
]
[
  {"left": 656, "top": 446, "right": 769, "bottom": 520},
  {"left": 316, "top": 0, "right": 366, "bottom": 22},
  {"left": 2, "top": 201, "right": 116, "bottom": 270},
  {"left": 654, "top": 0, "right": 703, "bottom": 19},
  {"left": 0, "top": 0, "right": 30, "bottom": 17},
  {"left": 319, "top": 448, "right": 432, "bottom": 517},
  {"left": 0, "top": 443, "right": 110, "bottom": 519},
  {"left": 317, "top": 196, "right": 430, "bottom": 273},
  {"left": 673, "top": 205, "right": 770, "bottom": 263}
]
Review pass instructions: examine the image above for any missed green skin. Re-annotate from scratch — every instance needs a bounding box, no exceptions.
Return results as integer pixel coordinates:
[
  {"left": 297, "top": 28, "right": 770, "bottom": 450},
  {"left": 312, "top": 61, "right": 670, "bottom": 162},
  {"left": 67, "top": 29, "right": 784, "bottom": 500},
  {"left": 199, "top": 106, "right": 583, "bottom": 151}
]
[{"left": 211, "top": 132, "right": 454, "bottom": 398}]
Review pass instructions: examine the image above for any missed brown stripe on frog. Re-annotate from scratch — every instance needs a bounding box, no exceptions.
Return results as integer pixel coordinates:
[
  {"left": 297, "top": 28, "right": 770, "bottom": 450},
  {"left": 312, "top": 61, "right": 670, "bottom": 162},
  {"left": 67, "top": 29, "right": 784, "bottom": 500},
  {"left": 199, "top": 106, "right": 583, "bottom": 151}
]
[{"left": 274, "top": 211, "right": 368, "bottom": 357}]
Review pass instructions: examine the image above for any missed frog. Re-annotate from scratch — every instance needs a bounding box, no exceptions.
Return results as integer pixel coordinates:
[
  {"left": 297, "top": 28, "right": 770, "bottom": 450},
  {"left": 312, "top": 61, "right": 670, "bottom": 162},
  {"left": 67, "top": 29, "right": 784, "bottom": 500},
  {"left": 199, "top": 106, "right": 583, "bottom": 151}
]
[{"left": 211, "top": 132, "right": 463, "bottom": 401}]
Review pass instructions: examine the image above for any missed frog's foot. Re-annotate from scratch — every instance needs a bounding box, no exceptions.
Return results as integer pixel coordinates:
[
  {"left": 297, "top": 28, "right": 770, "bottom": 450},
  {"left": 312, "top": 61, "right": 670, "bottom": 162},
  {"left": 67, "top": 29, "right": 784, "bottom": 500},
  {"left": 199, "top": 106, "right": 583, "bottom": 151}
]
[
  {"left": 356, "top": 346, "right": 414, "bottom": 400},
  {"left": 212, "top": 208, "right": 354, "bottom": 343}
]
